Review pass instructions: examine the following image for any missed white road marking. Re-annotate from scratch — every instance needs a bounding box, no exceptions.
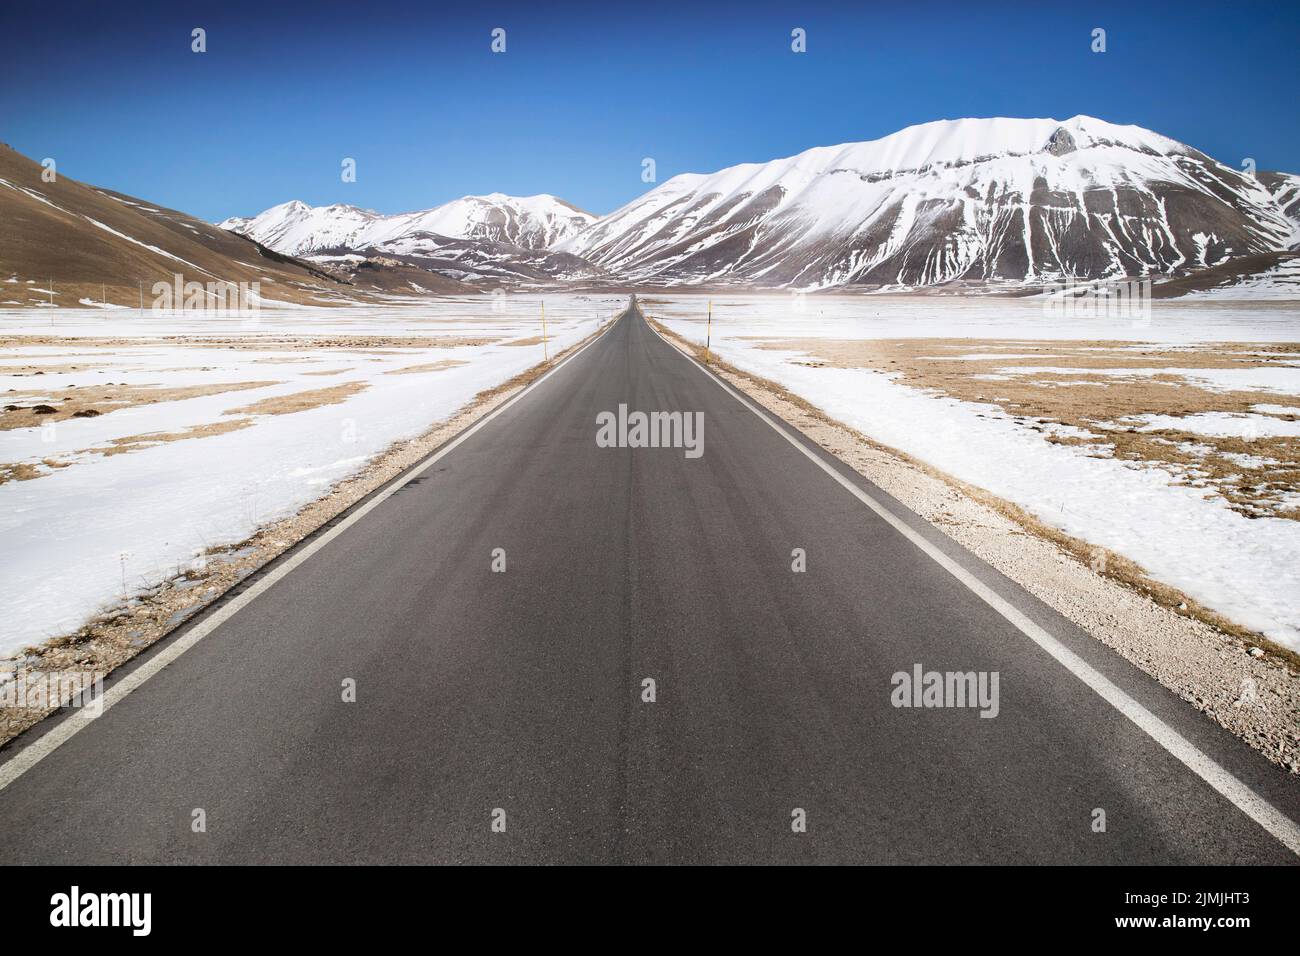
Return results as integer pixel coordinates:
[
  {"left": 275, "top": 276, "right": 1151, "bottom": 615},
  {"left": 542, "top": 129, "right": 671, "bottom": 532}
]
[
  {"left": 0, "top": 323, "right": 612, "bottom": 793},
  {"left": 655, "top": 321, "right": 1300, "bottom": 858}
]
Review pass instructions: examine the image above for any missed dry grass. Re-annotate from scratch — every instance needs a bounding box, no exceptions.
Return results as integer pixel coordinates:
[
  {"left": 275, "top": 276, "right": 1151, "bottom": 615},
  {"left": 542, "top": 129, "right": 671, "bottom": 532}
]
[
  {"left": 0, "top": 418, "right": 261, "bottom": 484},
  {"left": 0, "top": 380, "right": 276, "bottom": 431},
  {"left": 176, "top": 335, "right": 497, "bottom": 351},
  {"left": 0, "top": 461, "right": 47, "bottom": 484},
  {"left": 0, "top": 361, "right": 109, "bottom": 374},
  {"left": 88, "top": 418, "right": 255, "bottom": 457},
  {"left": 384, "top": 360, "right": 468, "bottom": 375},
  {"left": 752, "top": 337, "right": 1300, "bottom": 520},
  {"left": 0, "top": 334, "right": 498, "bottom": 351},
  {"left": 224, "top": 382, "right": 367, "bottom": 416}
]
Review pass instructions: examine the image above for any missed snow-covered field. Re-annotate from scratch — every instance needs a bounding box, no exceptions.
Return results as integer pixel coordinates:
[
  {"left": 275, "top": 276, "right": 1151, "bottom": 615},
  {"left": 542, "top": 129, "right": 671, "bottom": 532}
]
[
  {"left": 0, "top": 294, "right": 622, "bottom": 655},
  {"left": 651, "top": 294, "right": 1300, "bottom": 650}
]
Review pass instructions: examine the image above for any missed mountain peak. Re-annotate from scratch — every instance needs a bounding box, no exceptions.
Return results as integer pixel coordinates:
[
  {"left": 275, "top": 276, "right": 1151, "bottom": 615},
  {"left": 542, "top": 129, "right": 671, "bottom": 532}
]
[{"left": 1045, "top": 126, "right": 1078, "bottom": 156}]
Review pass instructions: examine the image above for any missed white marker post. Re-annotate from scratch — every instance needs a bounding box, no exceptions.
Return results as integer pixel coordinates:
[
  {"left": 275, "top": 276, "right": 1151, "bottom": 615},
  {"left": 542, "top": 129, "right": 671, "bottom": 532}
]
[{"left": 705, "top": 299, "right": 712, "bottom": 365}]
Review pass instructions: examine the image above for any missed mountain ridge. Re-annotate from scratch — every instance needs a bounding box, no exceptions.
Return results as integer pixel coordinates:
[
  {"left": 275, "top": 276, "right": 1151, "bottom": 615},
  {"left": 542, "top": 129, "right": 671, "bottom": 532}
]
[
  {"left": 221, "top": 193, "right": 596, "bottom": 257},
  {"left": 5, "top": 113, "right": 1298, "bottom": 307},
  {"left": 217, "top": 115, "right": 1297, "bottom": 296},
  {"left": 556, "top": 115, "right": 1295, "bottom": 291}
]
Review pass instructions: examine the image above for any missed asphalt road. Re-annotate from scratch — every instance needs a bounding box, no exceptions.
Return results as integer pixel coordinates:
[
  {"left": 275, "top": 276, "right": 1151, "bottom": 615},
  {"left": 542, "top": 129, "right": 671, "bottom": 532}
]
[{"left": 1, "top": 300, "right": 1297, "bottom": 864}]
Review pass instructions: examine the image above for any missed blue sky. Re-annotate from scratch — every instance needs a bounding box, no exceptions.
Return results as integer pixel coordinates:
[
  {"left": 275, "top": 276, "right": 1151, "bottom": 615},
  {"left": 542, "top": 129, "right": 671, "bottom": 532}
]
[{"left": 2, "top": 0, "right": 1296, "bottom": 222}]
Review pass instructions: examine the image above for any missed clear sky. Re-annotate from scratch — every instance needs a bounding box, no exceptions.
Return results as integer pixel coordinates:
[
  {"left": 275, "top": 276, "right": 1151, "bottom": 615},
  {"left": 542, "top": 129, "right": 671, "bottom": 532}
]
[{"left": 2, "top": 0, "right": 1297, "bottom": 222}]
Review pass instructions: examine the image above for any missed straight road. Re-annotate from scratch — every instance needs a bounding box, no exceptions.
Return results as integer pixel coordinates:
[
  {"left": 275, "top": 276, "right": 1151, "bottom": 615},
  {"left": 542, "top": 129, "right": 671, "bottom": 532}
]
[{"left": 1, "top": 300, "right": 1296, "bottom": 864}]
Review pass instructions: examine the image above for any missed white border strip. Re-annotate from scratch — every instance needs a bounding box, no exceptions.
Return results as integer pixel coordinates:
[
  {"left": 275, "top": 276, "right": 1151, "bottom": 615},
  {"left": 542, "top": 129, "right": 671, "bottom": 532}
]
[
  {"left": 0, "top": 319, "right": 616, "bottom": 793},
  {"left": 650, "top": 318, "right": 1300, "bottom": 857}
]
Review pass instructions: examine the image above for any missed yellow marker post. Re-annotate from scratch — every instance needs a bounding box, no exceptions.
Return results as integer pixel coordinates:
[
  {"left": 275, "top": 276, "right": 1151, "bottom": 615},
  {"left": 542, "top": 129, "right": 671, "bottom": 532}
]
[
  {"left": 541, "top": 301, "right": 549, "bottom": 362},
  {"left": 705, "top": 300, "right": 712, "bottom": 365}
]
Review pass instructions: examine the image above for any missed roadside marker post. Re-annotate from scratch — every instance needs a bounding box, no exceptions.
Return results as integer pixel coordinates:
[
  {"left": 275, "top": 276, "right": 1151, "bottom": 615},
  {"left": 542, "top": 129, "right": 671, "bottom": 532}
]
[
  {"left": 541, "top": 301, "right": 549, "bottom": 361},
  {"left": 705, "top": 299, "right": 712, "bottom": 364}
]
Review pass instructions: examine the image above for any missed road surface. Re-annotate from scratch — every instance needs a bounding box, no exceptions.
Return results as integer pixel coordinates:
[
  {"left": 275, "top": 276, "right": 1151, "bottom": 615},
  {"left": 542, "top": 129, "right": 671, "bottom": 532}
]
[{"left": 1, "top": 300, "right": 1297, "bottom": 864}]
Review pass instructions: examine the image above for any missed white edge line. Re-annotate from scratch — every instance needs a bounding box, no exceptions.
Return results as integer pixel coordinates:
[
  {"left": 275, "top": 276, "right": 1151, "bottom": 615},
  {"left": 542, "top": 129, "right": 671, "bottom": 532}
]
[
  {"left": 648, "top": 317, "right": 1300, "bottom": 857},
  {"left": 0, "top": 318, "right": 615, "bottom": 793}
]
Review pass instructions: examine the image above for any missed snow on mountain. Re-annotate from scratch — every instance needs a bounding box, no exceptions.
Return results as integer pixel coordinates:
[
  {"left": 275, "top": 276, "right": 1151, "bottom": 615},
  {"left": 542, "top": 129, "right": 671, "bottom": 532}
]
[
  {"left": 1257, "top": 171, "right": 1300, "bottom": 248},
  {"left": 220, "top": 193, "right": 595, "bottom": 257},
  {"left": 218, "top": 118, "right": 1300, "bottom": 294},
  {"left": 557, "top": 115, "right": 1295, "bottom": 290}
]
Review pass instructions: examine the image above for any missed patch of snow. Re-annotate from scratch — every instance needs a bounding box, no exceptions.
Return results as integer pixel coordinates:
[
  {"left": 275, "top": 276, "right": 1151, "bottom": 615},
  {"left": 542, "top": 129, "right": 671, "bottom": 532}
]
[
  {"left": 655, "top": 293, "right": 1300, "bottom": 648},
  {"left": 1125, "top": 412, "right": 1300, "bottom": 439}
]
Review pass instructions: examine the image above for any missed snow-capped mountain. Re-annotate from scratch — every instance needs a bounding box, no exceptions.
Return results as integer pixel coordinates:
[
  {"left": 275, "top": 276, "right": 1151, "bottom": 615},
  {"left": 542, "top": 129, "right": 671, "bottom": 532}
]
[
  {"left": 220, "top": 193, "right": 600, "bottom": 288},
  {"left": 557, "top": 116, "right": 1296, "bottom": 290},
  {"left": 220, "top": 193, "right": 595, "bottom": 257},
  {"left": 218, "top": 117, "right": 1299, "bottom": 294}
]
